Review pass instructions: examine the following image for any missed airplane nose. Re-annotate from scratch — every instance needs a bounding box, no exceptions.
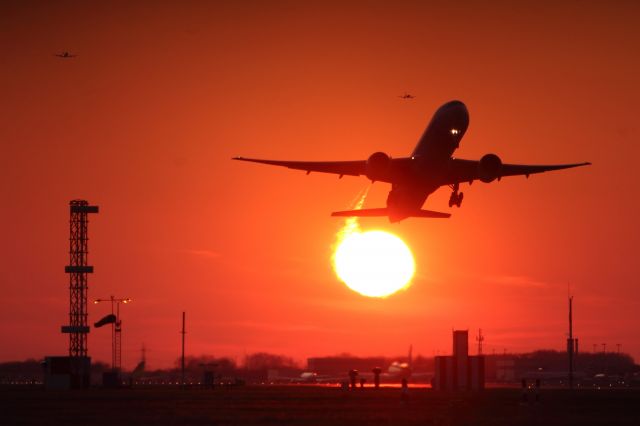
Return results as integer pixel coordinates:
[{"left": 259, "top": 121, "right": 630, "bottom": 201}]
[
  {"left": 436, "top": 100, "right": 469, "bottom": 132},
  {"left": 442, "top": 100, "right": 467, "bottom": 114}
]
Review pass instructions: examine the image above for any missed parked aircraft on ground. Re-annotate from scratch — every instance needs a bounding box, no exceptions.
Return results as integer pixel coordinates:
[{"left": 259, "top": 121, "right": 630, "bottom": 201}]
[{"left": 292, "top": 346, "right": 431, "bottom": 384}]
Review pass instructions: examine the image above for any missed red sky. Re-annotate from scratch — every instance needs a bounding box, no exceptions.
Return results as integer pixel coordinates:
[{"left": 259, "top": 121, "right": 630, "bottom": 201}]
[{"left": 1, "top": 1, "right": 639, "bottom": 369}]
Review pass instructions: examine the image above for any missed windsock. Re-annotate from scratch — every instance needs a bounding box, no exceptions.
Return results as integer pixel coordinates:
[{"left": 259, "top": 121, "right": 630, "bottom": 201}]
[{"left": 94, "top": 314, "right": 117, "bottom": 328}]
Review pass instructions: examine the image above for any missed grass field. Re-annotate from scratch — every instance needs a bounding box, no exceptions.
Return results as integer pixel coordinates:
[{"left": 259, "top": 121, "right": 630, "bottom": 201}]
[{"left": 2, "top": 385, "right": 639, "bottom": 425}]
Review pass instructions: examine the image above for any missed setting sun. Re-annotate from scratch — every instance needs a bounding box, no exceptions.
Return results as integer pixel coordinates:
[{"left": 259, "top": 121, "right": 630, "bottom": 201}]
[{"left": 333, "top": 230, "right": 415, "bottom": 298}]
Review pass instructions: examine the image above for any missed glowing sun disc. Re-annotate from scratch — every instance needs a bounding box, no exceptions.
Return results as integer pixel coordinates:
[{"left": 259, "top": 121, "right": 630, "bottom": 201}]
[{"left": 334, "top": 230, "right": 415, "bottom": 297}]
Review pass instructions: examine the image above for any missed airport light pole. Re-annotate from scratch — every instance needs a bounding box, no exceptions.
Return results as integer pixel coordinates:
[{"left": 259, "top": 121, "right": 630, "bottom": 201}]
[
  {"left": 568, "top": 296, "right": 574, "bottom": 390},
  {"left": 94, "top": 296, "right": 132, "bottom": 372},
  {"left": 181, "top": 312, "right": 186, "bottom": 389}
]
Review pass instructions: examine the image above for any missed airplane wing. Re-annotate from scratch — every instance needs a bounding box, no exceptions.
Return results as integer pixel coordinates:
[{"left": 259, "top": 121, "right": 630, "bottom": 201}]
[
  {"left": 233, "top": 157, "right": 366, "bottom": 177},
  {"left": 233, "top": 156, "right": 415, "bottom": 183},
  {"left": 443, "top": 158, "right": 591, "bottom": 186}
]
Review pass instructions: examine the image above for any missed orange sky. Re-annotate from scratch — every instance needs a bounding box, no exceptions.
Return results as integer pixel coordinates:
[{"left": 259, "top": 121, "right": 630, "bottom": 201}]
[{"left": 1, "top": 1, "right": 639, "bottom": 369}]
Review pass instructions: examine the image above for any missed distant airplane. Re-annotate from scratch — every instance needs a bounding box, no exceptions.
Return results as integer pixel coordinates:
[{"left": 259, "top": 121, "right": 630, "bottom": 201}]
[
  {"left": 365, "top": 345, "right": 416, "bottom": 382},
  {"left": 398, "top": 92, "right": 415, "bottom": 99},
  {"left": 234, "top": 100, "right": 590, "bottom": 222},
  {"left": 55, "top": 51, "right": 77, "bottom": 58},
  {"left": 292, "top": 345, "right": 431, "bottom": 384},
  {"left": 297, "top": 361, "right": 414, "bottom": 384}
]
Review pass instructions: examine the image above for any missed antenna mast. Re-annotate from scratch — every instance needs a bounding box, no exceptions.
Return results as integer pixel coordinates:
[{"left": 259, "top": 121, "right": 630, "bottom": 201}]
[
  {"left": 568, "top": 294, "right": 575, "bottom": 389},
  {"left": 476, "top": 329, "right": 484, "bottom": 355}
]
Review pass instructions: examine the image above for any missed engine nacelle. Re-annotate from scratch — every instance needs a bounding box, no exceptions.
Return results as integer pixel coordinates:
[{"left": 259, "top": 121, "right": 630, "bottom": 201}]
[
  {"left": 365, "top": 151, "right": 391, "bottom": 181},
  {"left": 478, "top": 153, "right": 502, "bottom": 183}
]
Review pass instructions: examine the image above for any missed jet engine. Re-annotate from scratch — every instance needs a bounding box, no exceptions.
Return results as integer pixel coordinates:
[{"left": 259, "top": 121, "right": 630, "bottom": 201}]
[
  {"left": 478, "top": 153, "right": 502, "bottom": 183},
  {"left": 365, "top": 151, "right": 391, "bottom": 181}
]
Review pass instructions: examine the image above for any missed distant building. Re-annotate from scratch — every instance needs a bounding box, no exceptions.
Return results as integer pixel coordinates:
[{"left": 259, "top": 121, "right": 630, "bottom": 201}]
[
  {"left": 43, "top": 356, "right": 91, "bottom": 390},
  {"left": 495, "top": 358, "right": 516, "bottom": 382},
  {"left": 433, "top": 330, "right": 485, "bottom": 391}
]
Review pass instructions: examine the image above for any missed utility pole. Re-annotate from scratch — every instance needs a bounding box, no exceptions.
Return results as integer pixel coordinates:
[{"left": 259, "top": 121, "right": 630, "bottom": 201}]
[
  {"left": 616, "top": 343, "right": 621, "bottom": 354},
  {"left": 568, "top": 295, "right": 574, "bottom": 390},
  {"left": 181, "top": 311, "right": 186, "bottom": 388}
]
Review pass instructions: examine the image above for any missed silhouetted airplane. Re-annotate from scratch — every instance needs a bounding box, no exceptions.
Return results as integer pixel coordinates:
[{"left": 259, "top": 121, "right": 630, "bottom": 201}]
[
  {"left": 55, "top": 51, "right": 77, "bottom": 58},
  {"left": 363, "top": 345, "right": 423, "bottom": 382},
  {"left": 234, "top": 100, "right": 590, "bottom": 222},
  {"left": 398, "top": 92, "right": 415, "bottom": 99},
  {"left": 292, "top": 345, "right": 431, "bottom": 384}
]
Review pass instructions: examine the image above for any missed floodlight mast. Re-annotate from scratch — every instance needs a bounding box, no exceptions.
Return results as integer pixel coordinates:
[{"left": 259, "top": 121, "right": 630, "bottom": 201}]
[
  {"left": 61, "top": 200, "right": 98, "bottom": 388},
  {"left": 94, "top": 296, "right": 132, "bottom": 371}
]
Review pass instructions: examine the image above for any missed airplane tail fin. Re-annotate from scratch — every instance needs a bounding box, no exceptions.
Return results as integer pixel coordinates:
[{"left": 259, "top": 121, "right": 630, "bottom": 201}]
[{"left": 331, "top": 208, "right": 450, "bottom": 219}]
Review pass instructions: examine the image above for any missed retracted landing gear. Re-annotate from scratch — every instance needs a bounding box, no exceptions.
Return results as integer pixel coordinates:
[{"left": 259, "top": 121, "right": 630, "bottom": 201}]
[{"left": 448, "top": 183, "right": 464, "bottom": 208}]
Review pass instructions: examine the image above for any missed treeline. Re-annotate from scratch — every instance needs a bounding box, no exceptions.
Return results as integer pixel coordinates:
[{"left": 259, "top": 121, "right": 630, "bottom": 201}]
[
  {"left": 170, "top": 353, "right": 300, "bottom": 374},
  {"left": 2, "top": 350, "right": 638, "bottom": 382}
]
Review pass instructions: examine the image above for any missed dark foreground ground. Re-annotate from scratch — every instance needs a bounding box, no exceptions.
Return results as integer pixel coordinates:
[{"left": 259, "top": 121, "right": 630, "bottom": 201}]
[{"left": 2, "top": 386, "right": 639, "bottom": 426}]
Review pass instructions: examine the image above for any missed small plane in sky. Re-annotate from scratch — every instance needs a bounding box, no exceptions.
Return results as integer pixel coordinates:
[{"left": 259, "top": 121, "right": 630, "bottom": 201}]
[
  {"left": 55, "top": 51, "right": 77, "bottom": 58},
  {"left": 234, "top": 100, "right": 590, "bottom": 222},
  {"left": 398, "top": 92, "right": 415, "bottom": 99}
]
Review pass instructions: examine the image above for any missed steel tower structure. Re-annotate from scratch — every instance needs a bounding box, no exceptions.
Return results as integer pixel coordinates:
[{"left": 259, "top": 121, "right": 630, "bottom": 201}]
[{"left": 62, "top": 200, "right": 99, "bottom": 360}]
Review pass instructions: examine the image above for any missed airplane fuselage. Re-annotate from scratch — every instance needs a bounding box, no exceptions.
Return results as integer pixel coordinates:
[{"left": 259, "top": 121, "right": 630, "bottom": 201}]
[{"left": 386, "top": 100, "right": 469, "bottom": 221}]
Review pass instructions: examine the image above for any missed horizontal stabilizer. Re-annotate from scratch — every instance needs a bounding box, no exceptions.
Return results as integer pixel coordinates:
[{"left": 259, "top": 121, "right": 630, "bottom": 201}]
[{"left": 331, "top": 208, "right": 450, "bottom": 219}]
